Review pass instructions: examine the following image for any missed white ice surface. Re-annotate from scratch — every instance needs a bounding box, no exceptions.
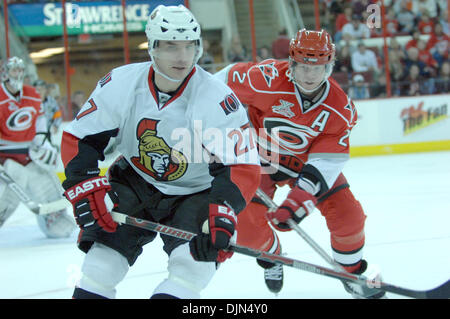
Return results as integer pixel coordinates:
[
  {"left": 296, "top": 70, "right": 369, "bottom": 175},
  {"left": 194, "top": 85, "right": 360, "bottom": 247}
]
[{"left": 1, "top": 151, "right": 449, "bottom": 299}]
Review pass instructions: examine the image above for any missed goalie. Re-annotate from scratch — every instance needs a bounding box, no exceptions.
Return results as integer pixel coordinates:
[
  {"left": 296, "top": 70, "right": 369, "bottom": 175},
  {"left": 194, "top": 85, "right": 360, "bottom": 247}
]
[{"left": 0, "top": 56, "right": 75, "bottom": 238}]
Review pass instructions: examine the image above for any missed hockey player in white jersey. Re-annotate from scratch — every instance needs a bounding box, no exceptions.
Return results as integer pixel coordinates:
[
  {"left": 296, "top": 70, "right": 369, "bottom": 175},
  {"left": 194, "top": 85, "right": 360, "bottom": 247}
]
[
  {"left": 0, "top": 57, "right": 75, "bottom": 238},
  {"left": 61, "top": 5, "right": 261, "bottom": 299}
]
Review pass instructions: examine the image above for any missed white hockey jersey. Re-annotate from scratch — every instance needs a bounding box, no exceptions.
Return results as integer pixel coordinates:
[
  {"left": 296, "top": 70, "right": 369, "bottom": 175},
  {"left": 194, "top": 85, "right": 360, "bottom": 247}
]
[{"left": 62, "top": 62, "right": 260, "bottom": 204}]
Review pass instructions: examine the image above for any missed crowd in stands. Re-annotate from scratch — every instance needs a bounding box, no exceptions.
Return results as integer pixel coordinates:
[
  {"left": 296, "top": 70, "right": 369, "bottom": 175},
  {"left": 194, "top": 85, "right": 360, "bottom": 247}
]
[
  {"left": 202, "top": 0, "right": 448, "bottom": 100},
  {"left": 320, "top": 0, "right": 449, "bottom": 99},
  {"left": 3, "top": 0, "right": 448, "bottom": 110}
]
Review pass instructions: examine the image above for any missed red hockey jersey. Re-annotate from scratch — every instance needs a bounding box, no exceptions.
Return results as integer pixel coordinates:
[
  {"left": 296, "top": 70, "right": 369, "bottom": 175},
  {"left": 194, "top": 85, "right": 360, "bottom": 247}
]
[
  {"left": 217, "top": 59, "right": 357, "bottom": 191},
  {"left": 0, "top": 83, "right": 44, "bottom": 164}
]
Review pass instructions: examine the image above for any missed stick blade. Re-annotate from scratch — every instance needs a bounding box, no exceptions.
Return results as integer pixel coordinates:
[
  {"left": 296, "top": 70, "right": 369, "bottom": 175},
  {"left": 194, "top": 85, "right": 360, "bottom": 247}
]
[{"left": 425, "top": 280, "right": 450, "bottom": 299}]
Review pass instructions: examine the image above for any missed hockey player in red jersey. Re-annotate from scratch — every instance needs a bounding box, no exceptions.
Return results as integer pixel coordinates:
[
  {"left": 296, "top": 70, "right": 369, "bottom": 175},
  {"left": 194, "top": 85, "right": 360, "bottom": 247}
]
[
  {"left": 0, "top": 57, "right": 75, "bottom": 237},
  {"left": 60, "top": 5, "right": 260, "bottom": 299},
  {"left": 214, "top": 29, "right": 385, "bottom": 298}
]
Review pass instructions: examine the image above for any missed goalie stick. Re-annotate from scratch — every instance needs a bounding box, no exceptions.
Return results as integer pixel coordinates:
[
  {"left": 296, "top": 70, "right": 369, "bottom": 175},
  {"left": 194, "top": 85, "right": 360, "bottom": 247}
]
[
  {"left": 0, "top": 167, "right": 71, "bottom": 215},
  {"left": 110, "top": 211, "right": 450, "bottom": 299}
]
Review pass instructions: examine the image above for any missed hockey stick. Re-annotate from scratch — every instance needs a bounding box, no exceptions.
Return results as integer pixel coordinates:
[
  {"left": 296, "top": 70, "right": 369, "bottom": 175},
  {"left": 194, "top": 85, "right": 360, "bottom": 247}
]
[
  {"left": 0, "top": 167, "right": 71, "bottom": 215},
  {"left": 110, "top": 211, "right": 450, "bottom": 299},
  {"left": 255, "top": 188, "right": 347, "bottom": 272}
]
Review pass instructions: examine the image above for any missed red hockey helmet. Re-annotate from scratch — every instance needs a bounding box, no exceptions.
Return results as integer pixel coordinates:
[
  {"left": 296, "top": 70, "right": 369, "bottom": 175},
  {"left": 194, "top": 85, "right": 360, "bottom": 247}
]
[{"left": 289, "top": 29, "right": 335, "bottom": 65}]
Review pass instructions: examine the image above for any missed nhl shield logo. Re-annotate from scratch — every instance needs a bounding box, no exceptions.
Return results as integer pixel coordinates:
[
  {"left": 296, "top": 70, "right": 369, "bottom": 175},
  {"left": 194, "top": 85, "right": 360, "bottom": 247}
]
[{"left": 272, "top": 99, "right": 295, "bottom": 118}]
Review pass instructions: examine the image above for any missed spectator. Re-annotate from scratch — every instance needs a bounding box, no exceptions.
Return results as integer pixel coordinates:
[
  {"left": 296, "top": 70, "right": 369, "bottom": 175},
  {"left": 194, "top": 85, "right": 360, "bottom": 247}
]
[
  {"left": 71, "top": 90, "right": 86, "bottom": 119},
  {"left": 426, "top": 23, "right": 449, "bottom": 53},
  {"left": 34, "top": 79, "right": 63, "bottom": 137},
  {"left": 351, "top": 42, "right": 379, "bottom": 74},
  {"left": 412, "top": 0, "right": 438, "bottom": 18},
  {"left": 396, "top": 0, "right": 416, "bottom": 33},
  {"left": 271, "top": 29, "right": 290, "bottom": 59},
  {"left": 432, "top": 43, "right": 449, "bottom": 67},
  {"left": 334, "top": 6, "right": 353, "bottom": 42},
  {"left": 417, "top": 40, "right": 438, "bottom": 76},
  {"left": 405, "top": 30, "right": 422, "bottom": 50},
  {"left": 352, "top": 0, "right": 373, "bottom": 17},
  {"left": 434, "top": 61, "right": 450, "bottom": 93},
  {"left": 257, "top": 45, "right": 272, "bottom": 62},
  {"left": 404, "top": 46, "right": 428, "bottom": 76},
  {"left": 400, "top": 64, "right": 426, "bottom": 96},
  {"left": 334, "top": 40, "right": 353, "bottom": 73},
  {"left": 417, "top": 10, "right": 434, "bottom": 34},
  {"left": 389, "top": 37, "right": 407, "bottom": 63},
  {"left": 348, "top": 73, "right": 370, "bottom": 99},
  {"left": 198, "top": 39, "right": 216, "bottom": 73},
  {"left": 390, "top": 62, "right": 407, "bottom": 96},
  {"left": 228, "top": 35, "right": 250, "bottom": 62},
  {"left": 328, "top": 0, "right": 347, "bottom": 35},
  {"left": 341, "top": 14, "right": 371, "bottom": 41},
  {"left": 438, "top": 9, "right": 449, "bottom": 36},
  {"left": 383, "top": 8, "right": 400, "bottom": 37}
]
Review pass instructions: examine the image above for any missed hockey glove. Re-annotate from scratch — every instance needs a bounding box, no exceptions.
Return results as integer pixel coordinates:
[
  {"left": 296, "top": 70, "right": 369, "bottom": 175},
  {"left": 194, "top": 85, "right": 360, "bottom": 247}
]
[
  {"left": 190, "top": 203, "right": 237, "bottom": 263},
  {"left": 268, "top": 186, "right": 316, "bottom": 231},
  {"left": 64, "top": 176, "right": 119, "bottom": 232},
  {"left": 29, "top": 135, "right": 58, "bottom": 172}
]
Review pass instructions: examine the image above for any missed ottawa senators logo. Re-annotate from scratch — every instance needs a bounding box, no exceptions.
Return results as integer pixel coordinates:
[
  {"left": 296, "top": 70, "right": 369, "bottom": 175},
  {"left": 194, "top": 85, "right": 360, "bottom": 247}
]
[{"left": 131, "top": 119, "right": 188, "bottom": 181}]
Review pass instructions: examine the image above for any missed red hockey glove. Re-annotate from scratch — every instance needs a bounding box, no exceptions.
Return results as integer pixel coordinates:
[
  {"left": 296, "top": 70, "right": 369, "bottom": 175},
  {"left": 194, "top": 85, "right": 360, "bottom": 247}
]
[
  {"left": 268, "top": 186, "right": 316, "bottom": 232},
  {"left": 64, "top": 176, "right": 119, "bottom": 232},
  {"left": 190, "top": 203, "right": 237, "bottom": 263}
]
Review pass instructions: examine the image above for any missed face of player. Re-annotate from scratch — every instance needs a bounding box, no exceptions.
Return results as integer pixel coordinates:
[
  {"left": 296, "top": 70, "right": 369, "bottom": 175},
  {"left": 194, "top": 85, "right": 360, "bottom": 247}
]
[
  {"left": 292, "top": 63, "right": 326, "bottom": 93},
  {"left": 152, "top": 40, "right": 197, "bottom": 90},
  {"left": 5, "top": 66, "right": 25, "bottom": 94},
  {"left": 147, "top": 152, "right": 170, "bottom": 175}
]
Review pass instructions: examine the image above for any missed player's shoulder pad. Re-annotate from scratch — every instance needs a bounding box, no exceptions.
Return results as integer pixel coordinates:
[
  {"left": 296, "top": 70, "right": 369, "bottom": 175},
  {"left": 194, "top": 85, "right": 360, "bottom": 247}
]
[
  {"left": 22, "top": 85, "right": 41, "bottom": 100},
  {"left": 195, "top": 67, "right": 245, "bottom": 118},
  {"left": 325, "top": 77, "right": 357, "bottom": 126},
  {"left": 97, "top": 61, "right": 150, "bottom": 90}
]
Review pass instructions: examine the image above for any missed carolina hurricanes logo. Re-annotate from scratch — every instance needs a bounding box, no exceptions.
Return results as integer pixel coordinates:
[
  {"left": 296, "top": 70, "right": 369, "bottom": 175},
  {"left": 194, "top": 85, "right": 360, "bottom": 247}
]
[
  {"left": 131, "top": 119, "right": 188, "bottom": 181},
  {"left": 263, "top": 118, "right": 319, "bottom": 154},
  {"left": 6, "top": 107, "right": 37, "bottom": 131},
  {"left": 258, "top": 62, "right": 279, "bottom": 87}
]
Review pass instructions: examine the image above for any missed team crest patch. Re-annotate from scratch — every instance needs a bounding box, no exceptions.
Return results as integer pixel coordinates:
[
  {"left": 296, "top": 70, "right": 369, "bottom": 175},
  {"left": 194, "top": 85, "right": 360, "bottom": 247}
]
[
  {"left": 131, "top": 119, "right": 188, "bottom": 181},
  {"left": 219, "top": 93, "right": 240, "bottom": 115},
  {"left": 258, "top": 62, "right": 279, "bottom": 87},
  {"left": 272, "top": 99, "right": 295, "bottom": 118},
  {"left": 99, "top": 72, "right": 112, "bottom": 87}
]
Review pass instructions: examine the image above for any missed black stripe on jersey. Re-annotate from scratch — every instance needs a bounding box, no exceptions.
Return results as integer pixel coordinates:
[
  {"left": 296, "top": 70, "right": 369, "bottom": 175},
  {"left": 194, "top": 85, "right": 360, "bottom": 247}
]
[
  {"left": 299, "top": 164, "right": 329, "bottom": 196},
  {"left": 332, "top": 245, "right": 364, "bottom": 256},
  {"left": 208, "top": 162, "right": 247, "bottom": 214},
  {"left": 62, "top": 129, "right": 118, "bottom": 190}
]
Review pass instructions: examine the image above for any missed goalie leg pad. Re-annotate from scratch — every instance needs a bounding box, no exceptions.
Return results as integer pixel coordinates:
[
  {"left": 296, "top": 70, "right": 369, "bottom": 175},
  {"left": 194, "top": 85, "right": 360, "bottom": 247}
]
[
  {"left": 77, "top": 242, "right": 129, "bottom": 299},
  {"left": 0, "top": 181, "right": 20, "bottom": 227},
  {"left": 35, "top": 208, "right": 76, "bottom": 238},
  {"left": 152, "top": 243, "right": 216, "bottom": 299}
]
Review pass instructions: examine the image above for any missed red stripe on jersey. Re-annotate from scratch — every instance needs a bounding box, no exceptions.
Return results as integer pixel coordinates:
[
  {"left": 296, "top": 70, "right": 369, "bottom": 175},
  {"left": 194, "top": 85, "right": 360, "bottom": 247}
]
[
  {"left": 61, "top": 131, "right": 80, "bottom": 168},
  {"left": 76, "top": 98, "right": 97, "bottom": 120},
  {"left": 230, "top": 164, "right": 261, "bottom": 205},
  {"left": 147, "top": 65, "right": 196, "bottom": 110}
]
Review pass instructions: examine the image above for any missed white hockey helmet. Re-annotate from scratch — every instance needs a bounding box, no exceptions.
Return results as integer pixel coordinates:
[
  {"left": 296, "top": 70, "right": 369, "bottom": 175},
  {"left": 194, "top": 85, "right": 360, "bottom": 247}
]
[
  {"left": 145, "top": 5, "right": 203, "bottom": 75},
  {"left": 1, "top": 56, "right": 26, "bottom": 92}
]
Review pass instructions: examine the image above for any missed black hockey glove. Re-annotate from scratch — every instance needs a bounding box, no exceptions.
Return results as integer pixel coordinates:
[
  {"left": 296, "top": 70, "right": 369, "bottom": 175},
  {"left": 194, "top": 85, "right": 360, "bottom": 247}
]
[
  {"left": 64, "top": 176, "right": 119, "bottom": 232},
  {"left": 190, "top": 203, "right": 236, "bottom": 263}
]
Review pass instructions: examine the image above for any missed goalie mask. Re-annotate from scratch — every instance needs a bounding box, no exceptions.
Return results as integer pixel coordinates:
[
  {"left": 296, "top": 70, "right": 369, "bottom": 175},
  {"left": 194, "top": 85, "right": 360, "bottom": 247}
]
[
  {"left": 145, "top": 5, "right": 203, "bottom": 83},
  {"left": 1, "top": 56, "right": 26, "bottom": 93},
  {"left": 289, "top": 29, "right": 335, "bottom": 94}
]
